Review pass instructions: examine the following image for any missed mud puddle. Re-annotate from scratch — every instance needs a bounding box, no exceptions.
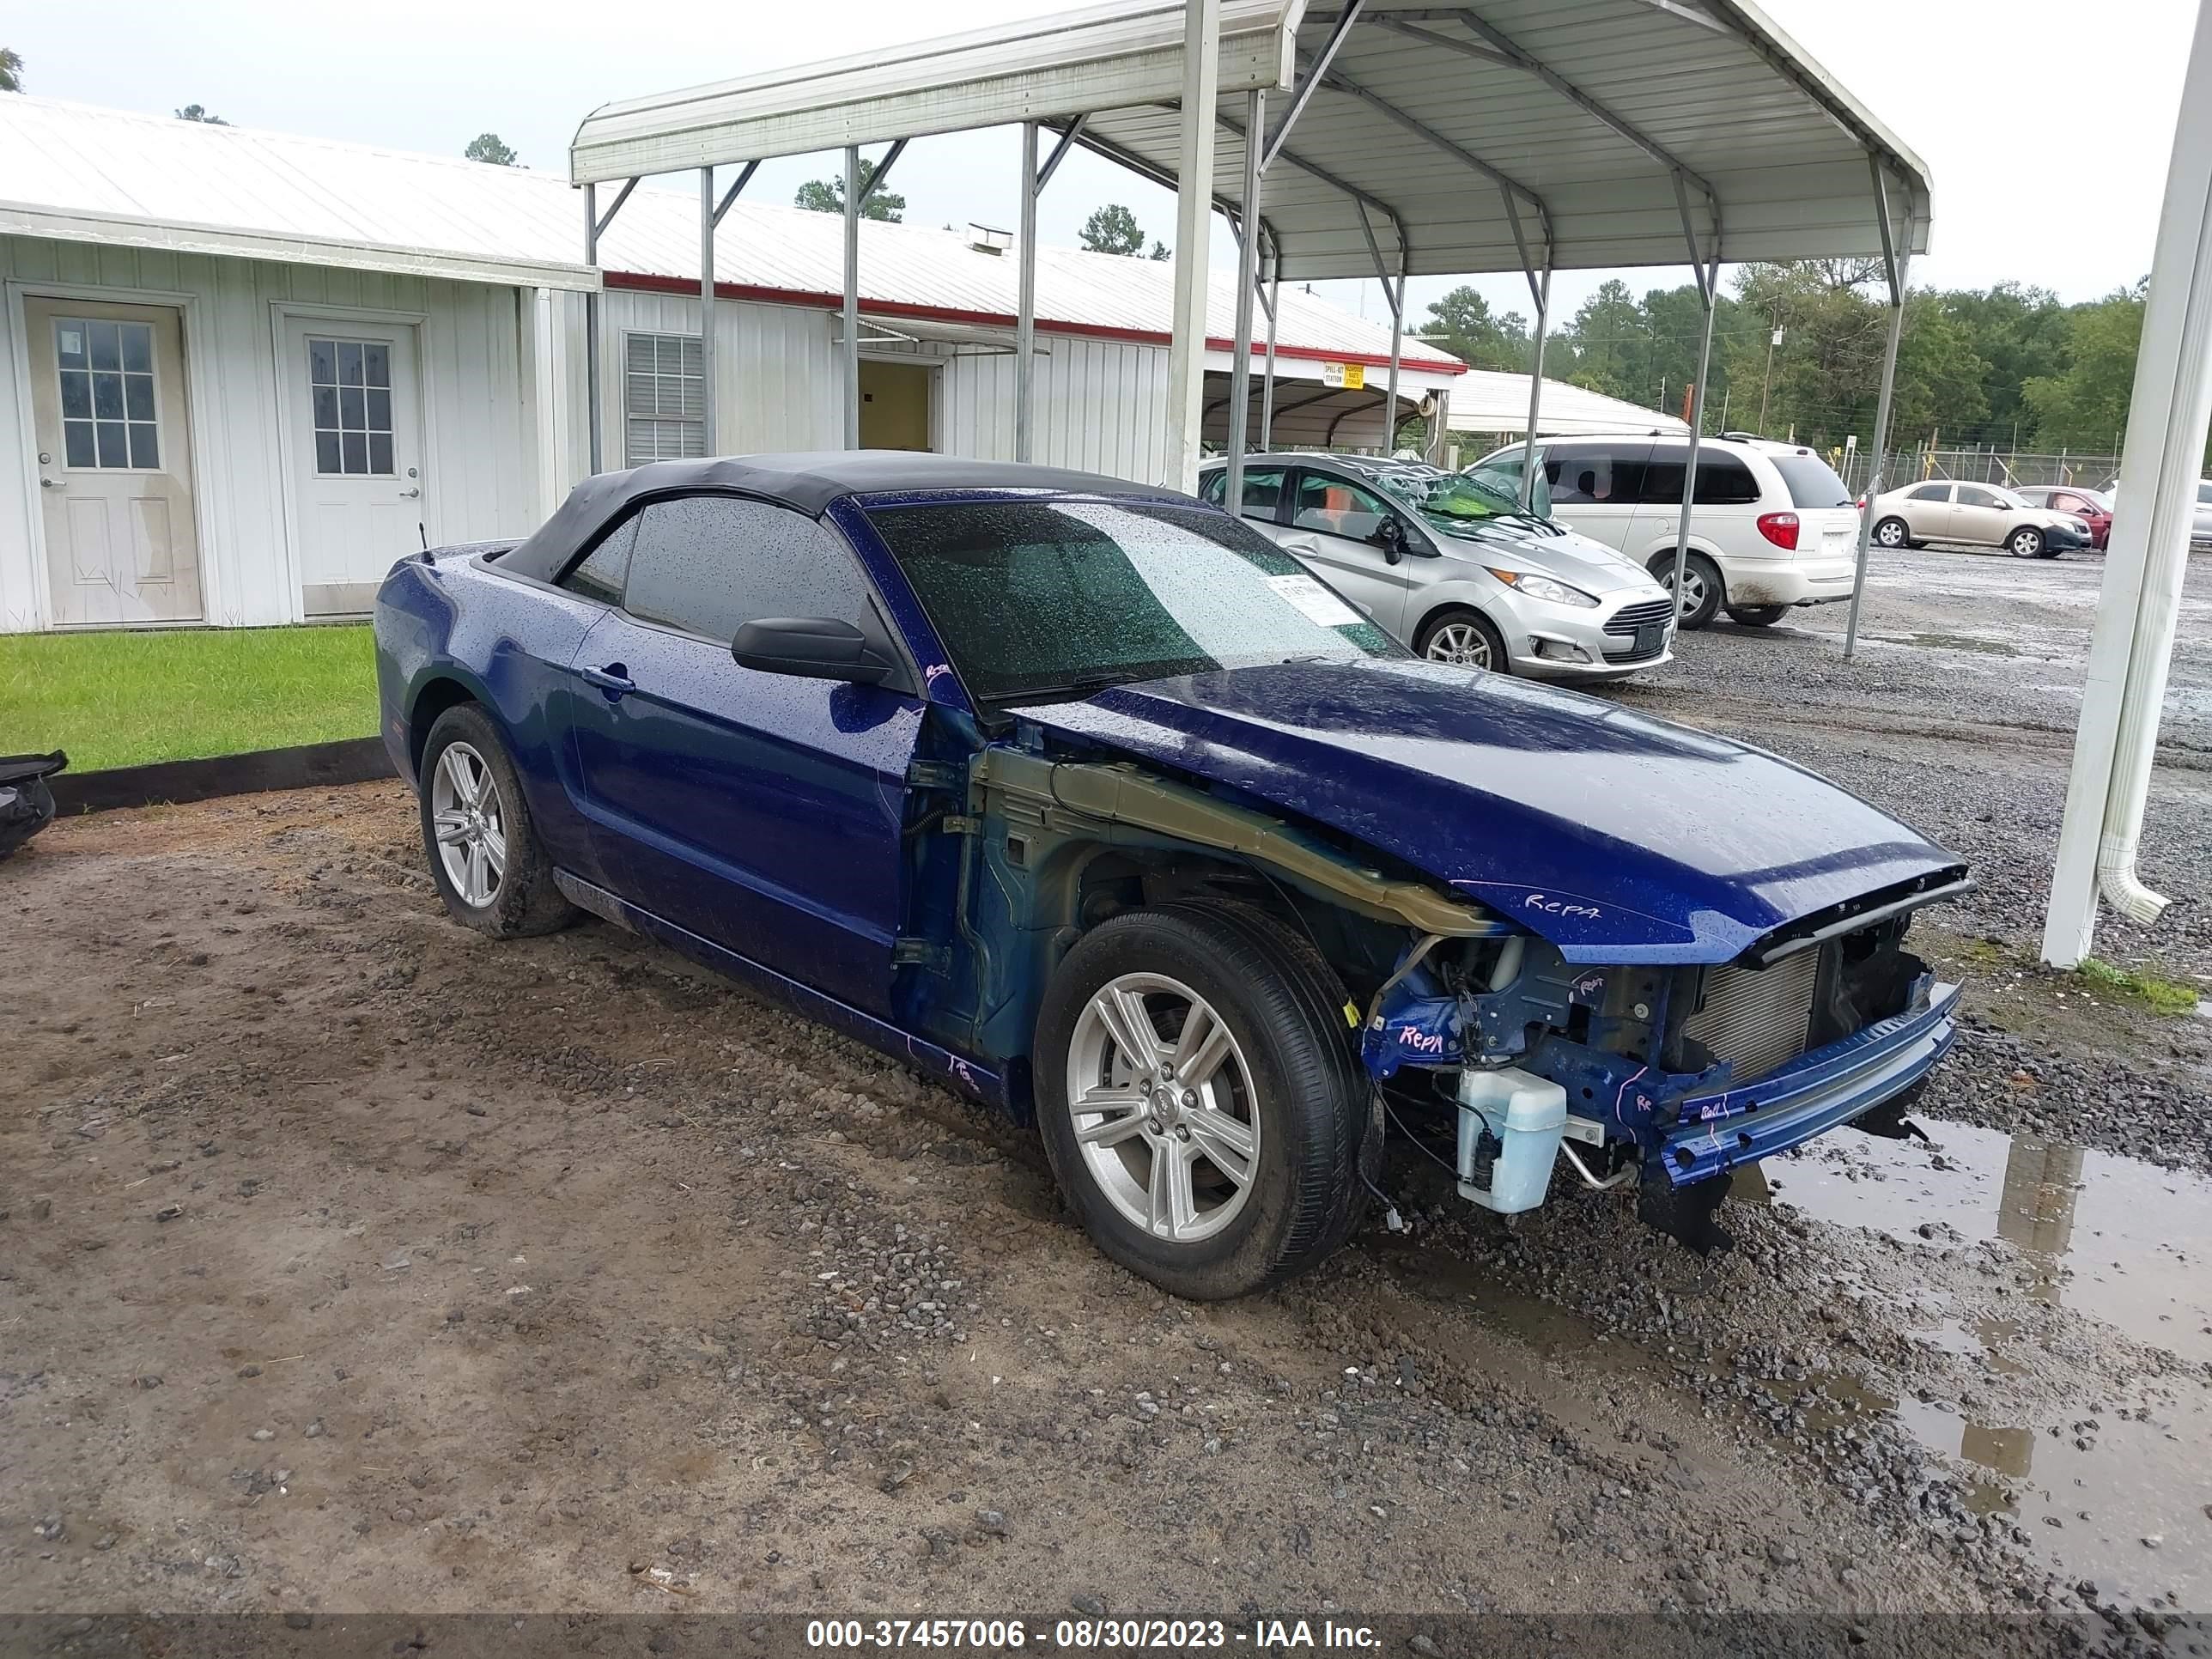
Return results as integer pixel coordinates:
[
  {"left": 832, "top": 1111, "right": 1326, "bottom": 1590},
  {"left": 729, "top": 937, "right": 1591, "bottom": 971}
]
[
  {"left": 1758, "top": 1116, "right": 2212, "bottom": 1364},
  {"left": 1753, "top": 1118, "right": 2212, "bottom": 1610}
]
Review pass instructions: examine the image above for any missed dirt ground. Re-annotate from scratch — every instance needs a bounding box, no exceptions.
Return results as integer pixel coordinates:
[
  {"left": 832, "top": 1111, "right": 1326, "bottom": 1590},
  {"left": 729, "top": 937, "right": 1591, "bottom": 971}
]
[
  {"left": 5, "top": 547, "right": 2210, "bottom": 1632},
  {"left": 3, "top": 779, "right": 2204, "bottom": 1632}
]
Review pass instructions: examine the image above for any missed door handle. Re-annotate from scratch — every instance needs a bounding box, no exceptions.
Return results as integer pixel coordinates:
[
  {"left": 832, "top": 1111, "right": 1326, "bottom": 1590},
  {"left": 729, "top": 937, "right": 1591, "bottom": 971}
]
[
  {"left": 400, "top": 487, "right": 422, "bottom": 499},
  {"left": 40, "top": 477, "right": 62, "bottom": 489},
  {"left": 580, "top": 664, "right": 635, "bottom": 699}
]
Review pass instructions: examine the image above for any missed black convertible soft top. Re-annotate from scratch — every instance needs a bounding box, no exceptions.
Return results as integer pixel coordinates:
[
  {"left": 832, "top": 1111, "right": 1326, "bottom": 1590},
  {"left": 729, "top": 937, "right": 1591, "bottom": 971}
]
[{"left": 495, "top": 451, "right": 1180, "bottom": 586}]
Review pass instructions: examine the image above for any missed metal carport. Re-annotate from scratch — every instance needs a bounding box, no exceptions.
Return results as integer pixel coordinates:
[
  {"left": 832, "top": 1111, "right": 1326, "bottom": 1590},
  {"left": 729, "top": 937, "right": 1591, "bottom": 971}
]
[{"left": 569, "top": 0, "right": 1929, "bottom": 633}]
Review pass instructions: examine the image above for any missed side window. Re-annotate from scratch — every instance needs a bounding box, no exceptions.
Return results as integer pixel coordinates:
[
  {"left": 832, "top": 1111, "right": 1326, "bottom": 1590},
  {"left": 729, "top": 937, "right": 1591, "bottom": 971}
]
[
  {"left": 1199, "top": 467, "right": 1285, "bottom": 516},
  {"left": 1548, "top": 446, "right": 1639, "bottom": 506},
  {"left": 1291, "top": 472, "right": 1391, "bottom": 542},
  {"left": 1638, "top": 453, "right": 1759, "bottom": 506},
  {"left": 1908, "top": 483, "right": 1951, "bottom": 502},
  {"left": 559, "top": 515, "right": 639, "bottom": 605},
  {"left": 623, "top": 495, "right": 878, "bottom": 643},
  {"left": 1957, "top": 485, "right": 2001, "bottom": 509}
]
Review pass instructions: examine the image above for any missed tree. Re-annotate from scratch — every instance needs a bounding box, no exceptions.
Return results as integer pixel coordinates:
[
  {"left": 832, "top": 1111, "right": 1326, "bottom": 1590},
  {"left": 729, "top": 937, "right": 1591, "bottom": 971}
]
[
  {"left": 2023, "top": 283, "right": 2147, "bottom": 452},
  {"left": 1419, "top": 285, "right": 1530, "bottom": 374},
  {"left": 464, "top": 132, "right": 519, "bottom": 167},
  {"left": 175, "top": 104, "right": 228, "bottom": 125},
  {"left": 1149, "top": 240, "right": 1169, "bottom": 261},
  {"left": 1, "top": 47, "right": 23, "bottom": 93},
  {"left": 793, "top": 161, "right": 903, "bottom": 222},
  {"left": 1079, "top": 204, "right": 1146, "bottom": 257}
]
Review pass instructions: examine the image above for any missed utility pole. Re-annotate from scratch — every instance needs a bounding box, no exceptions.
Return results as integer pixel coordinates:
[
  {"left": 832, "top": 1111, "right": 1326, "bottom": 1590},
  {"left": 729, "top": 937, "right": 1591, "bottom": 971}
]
[{"left": 1757, "top": 325, "right": 1782, "bottom": 433}]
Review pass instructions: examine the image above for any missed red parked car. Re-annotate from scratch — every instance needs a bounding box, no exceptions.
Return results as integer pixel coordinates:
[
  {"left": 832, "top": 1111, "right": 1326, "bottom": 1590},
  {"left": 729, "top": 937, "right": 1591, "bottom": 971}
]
[{"left": 2016, "top": 485, "right": 2112, "bottom": 550}]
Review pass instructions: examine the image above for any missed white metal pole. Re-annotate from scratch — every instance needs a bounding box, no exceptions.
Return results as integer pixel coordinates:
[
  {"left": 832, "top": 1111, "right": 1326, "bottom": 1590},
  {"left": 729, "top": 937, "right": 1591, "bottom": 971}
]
[
  {"left": 1844, "top": 279, "right": 1908, "bottom": 659},
  {"left": 699, "top": 167, "right": 717, "bottom": 458},
  {"left": 1225, "top": 90, "right": 1264, "bottom": 513},
  {"left": 1016, "top": 122, "right": 1040, "bottom": 463},
  {"left": 1162, "top": 0, "right": 1221, "bottom": 490},
  {"left": 1260, "top": 254, "right": 1279, "bottom": 453},
  {"left": 1670, "top": 277, "right": 1716, "bottom": 624},
  {"left": 843, "top": 145, "right": 861, "bottom": 449},
  {"left": 583, "top": 183, "right": 603, "bottom": 475},
  {"left": 1520, "top": 264, "right": 1551, "bottom": 507},
  {"left": 1381, "top": 266, "right": 1404, "bottom": 454},
  {"left": 2044, "top": 0, "right": 2212, "bottom": 966}
]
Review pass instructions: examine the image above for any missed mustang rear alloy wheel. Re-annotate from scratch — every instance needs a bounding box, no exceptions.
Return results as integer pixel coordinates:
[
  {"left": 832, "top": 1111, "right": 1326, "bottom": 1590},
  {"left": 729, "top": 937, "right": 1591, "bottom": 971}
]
[
  {"left": 416, "top": 703, "right": 576, "bottom": 939},
  {"left": 1036, "top": 903, "right": 1370, "bottom": 1299}
]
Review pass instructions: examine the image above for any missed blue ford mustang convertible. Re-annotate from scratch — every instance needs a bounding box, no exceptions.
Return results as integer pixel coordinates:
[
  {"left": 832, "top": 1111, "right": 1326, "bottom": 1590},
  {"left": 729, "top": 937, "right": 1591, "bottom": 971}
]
[{"left": 375, "top": 453, "right": 1967, "bottom": 1297}]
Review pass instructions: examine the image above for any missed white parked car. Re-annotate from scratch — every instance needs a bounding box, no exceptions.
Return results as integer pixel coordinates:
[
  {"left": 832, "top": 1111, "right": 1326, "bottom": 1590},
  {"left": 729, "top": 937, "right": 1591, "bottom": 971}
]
[
  {"left": 1868, "top": 481, "right": 2091, "bottom": 558},
  {"left": 1468, "top": 433, "right": 1863, "bottom": 629}
]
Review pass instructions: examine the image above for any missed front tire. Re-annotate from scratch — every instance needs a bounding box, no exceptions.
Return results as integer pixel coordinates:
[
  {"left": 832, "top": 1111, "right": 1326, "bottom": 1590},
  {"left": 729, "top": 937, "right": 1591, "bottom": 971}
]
[
  {"left": 1414, "top": 605, "right": 1510, "bottom": 672},
  {"left": 1725, "top": 605, "right": 1788, "bottom": 627},
  {"left": 2007, "top": 526, "right": 2045, "bottom": 558},
  {"left": 417, "top": 703, "right": 577, "bottom": 939},
  {"left": 1034, "top": 903, "right": 1367, "bottom": 1299},
  {"left": 1649, "top": 550, "right": 1723, "bottom": 629}
]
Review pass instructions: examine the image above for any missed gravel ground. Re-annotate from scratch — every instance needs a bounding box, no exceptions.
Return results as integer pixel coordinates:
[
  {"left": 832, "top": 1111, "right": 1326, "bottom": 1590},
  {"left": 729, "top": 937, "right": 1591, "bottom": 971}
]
[{"left": 2, "top": 548, "right": 2208, "bottom": 1638}]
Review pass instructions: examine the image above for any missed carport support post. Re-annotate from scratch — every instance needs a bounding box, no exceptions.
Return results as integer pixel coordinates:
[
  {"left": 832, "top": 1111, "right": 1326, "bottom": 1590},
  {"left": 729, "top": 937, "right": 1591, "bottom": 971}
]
[
  {"left": 843, "top": 145, "right": 861, "bottom": 449},
  {"left": 1382, "top": 263, "right": 1404, "bottom": 454},
  {"left": 584, "top": 184, "right": 602, "bottom": 475},
  {"left": 1521, "top": 264, "right": 1551, "bottom": 510},
  {"left": 1260, "top": 254, "right": 1280, "bottom": 452},
  {"left": 699, "top": 167, "right": 717, "bottom": 458},
  {"left": 1162, "top": 0, "right": 1220, "bottom": 490},
  {"left": 1670, "top": 193, "right": 1719, "bottom": 629},
  {"left": 1845, "top": 164, "right": 1911, "bottom": 662},
  {"left": 1016, "top": 121, "right": 1039, "bottom": 463},
  {"left": 1225, "top": 89, "right": 1264, "bottom": 514}
]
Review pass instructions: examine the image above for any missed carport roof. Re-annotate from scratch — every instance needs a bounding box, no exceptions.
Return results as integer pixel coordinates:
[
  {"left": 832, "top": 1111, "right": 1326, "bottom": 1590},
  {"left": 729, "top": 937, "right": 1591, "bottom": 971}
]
[{"left": 571, "top": 0, "right": 1932, "bottom": 283}]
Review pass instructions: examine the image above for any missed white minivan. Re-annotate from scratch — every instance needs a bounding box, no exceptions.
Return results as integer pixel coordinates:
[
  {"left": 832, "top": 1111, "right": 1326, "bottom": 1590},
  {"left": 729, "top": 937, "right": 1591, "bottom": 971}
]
[{"left": 1468, "top": 434, "right": 1863, "bottom": 628}]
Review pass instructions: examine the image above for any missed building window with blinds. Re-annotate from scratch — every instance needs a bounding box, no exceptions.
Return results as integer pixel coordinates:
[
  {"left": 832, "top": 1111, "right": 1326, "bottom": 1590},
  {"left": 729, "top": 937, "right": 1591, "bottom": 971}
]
[{"left": 623, "top": 332, "right": 704, "bottom": 465}]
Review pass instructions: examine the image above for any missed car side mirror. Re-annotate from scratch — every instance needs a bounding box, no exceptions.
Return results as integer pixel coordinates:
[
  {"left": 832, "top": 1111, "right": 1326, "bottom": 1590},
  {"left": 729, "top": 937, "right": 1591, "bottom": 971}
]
[
  {"left": 1376, "top": 517, "right": 1406, "bottom": 563},
  {"left": 732, "top": 617, "right": 895, "bottom": 685}
]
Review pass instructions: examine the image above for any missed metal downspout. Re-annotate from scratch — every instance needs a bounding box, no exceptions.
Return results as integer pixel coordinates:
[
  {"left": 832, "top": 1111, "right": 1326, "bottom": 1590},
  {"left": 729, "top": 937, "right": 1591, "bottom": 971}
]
[
  {"left": 1520, "top": 264, "right": 1551, "bottom": 507},
  {"left": 1844, "top": 160, "right": 1910, "bottom": 660}
]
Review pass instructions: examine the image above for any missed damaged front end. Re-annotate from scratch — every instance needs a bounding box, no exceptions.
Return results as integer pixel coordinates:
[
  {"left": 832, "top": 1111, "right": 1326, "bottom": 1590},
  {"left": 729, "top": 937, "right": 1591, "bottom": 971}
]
[{"left": 1364, "top": 882, "right": 1965, "bottom": 1252}]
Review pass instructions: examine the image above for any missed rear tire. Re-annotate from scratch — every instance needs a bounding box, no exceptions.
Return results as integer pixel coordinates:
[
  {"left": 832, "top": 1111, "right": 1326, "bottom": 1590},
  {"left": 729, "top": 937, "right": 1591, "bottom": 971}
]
[
  {"left": 1034, "top": 902, "right": 1368, "bottom": 1299},
  {"left": 1725, "top": 605, "right": 1788, "bottom": 627},
  {"left": 2006, "top": 526, "right": 2045, "bottom": 558},
  {"left": 1414, "top": 605, "right": 1510, "bottom": 673},
  {"left": 417, "top": 703, "right": 577, "bottom": 939},
  {"left": 1873, "top": 515, "right": 1911, "bottom": 550},
  {"left": 1649, "top": 550, "right": 1723, "bottom": 629}
]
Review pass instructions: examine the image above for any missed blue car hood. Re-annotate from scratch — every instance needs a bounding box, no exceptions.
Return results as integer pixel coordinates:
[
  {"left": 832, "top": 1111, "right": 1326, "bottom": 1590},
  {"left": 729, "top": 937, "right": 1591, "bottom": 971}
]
[{"left": 1011, "top": 658, "right": 1963, "bottom": 963}]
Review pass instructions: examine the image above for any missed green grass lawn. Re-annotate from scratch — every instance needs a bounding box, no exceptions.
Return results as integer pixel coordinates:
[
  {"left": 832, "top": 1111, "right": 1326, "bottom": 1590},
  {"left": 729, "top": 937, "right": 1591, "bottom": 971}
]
[{"left": 0, "top": 625, "right": 380, "bottom": 772}]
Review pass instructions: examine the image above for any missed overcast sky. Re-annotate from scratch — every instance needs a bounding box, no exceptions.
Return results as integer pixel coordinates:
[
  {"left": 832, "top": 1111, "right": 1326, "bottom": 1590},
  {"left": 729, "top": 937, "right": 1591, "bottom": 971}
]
[{"left": 5, "top": 0, "right": 2194, "bottom": 330}]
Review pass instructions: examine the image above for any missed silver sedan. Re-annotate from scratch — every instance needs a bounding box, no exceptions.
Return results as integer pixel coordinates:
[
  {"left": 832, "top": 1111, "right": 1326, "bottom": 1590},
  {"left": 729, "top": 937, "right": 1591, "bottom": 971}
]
[{"left": 1199, "top": 453, "right": 1674, "bottom": 679}]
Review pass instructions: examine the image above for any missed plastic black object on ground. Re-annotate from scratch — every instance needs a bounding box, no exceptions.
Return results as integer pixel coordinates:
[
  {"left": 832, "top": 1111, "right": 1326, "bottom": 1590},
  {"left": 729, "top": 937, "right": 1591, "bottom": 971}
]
[{"left": 0, "top": 750, "right": 68, "bottom": 860}]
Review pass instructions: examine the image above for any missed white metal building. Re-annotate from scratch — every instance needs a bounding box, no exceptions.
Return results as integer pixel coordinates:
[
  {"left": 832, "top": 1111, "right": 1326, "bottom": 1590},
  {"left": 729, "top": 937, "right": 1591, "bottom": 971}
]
[{"left": 0, "top": 94, "right": 1461, "bottom": 635}]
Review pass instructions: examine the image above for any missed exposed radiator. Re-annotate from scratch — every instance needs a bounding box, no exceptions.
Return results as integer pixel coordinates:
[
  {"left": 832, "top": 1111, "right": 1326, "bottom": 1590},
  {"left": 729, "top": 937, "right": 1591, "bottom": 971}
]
[{"left": 1680, "top": 951, "right": 1819, "bottom": 1083}]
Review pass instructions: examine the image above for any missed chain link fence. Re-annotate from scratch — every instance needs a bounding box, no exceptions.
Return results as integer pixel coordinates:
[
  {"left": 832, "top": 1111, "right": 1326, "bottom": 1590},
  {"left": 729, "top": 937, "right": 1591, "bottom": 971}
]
[{"left": 1836, "top": 446, "right": 2122, "bottom": 496}]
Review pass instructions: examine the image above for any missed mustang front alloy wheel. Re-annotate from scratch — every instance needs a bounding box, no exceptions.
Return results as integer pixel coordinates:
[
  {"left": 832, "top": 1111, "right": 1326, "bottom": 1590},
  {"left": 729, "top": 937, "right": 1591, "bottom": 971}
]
[{"left": 1035, "top": 902, "right": 1370, "bottom": 1299}]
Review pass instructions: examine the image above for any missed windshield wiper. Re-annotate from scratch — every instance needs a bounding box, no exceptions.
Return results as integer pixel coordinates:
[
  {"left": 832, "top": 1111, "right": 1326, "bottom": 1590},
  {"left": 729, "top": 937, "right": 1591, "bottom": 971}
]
[{"left": 991, "top": 670, "right": 1141, "bottom": 705}]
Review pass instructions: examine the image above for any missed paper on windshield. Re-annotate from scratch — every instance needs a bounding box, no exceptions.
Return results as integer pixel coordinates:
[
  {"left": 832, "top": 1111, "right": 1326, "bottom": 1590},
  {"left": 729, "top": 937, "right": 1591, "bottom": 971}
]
[{"left": 1266, "top": 573, "right": 1362, "bottom": 628}]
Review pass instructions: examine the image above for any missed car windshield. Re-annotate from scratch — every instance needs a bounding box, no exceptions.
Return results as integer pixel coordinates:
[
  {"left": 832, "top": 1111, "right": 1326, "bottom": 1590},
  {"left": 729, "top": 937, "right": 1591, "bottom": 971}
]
[
  {"left": 1368, "top": 466, "right": 1549, "bottom": 536},
  {"left": 864, "top": 498, "right": 1400, "bottom": 704}
]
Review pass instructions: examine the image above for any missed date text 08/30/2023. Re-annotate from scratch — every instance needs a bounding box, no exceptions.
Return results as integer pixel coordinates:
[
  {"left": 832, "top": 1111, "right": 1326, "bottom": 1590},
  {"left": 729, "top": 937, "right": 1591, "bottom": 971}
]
[{"left": 805, "top": 1619, "right": 1383, "bottom": 1650}]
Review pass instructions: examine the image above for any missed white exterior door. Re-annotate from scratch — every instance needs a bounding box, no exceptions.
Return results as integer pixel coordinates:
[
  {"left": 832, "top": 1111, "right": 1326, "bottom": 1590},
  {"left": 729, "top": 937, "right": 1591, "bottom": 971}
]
[
  {"left": 285, "top": 319, "right": 423, "bottom": 617},
  {"left": 26, "top": 298, "right": 204, "bottom": 626}
]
